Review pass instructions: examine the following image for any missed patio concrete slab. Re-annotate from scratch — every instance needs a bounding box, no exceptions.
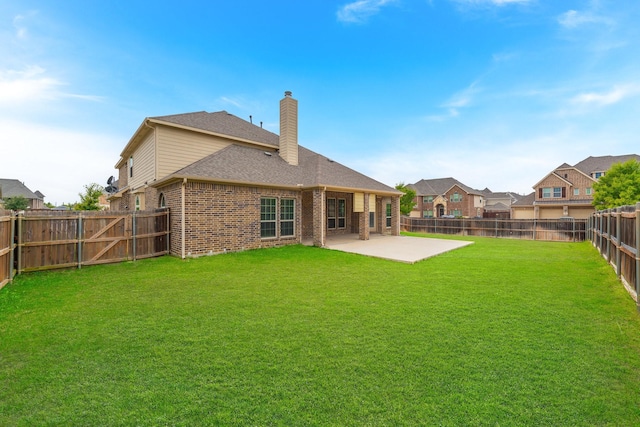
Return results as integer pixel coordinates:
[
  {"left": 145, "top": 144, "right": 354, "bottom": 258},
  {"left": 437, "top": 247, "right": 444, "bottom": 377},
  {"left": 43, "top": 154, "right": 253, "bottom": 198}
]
[{"left": 323, "top": 234, "right": 473, "bottom": 263}]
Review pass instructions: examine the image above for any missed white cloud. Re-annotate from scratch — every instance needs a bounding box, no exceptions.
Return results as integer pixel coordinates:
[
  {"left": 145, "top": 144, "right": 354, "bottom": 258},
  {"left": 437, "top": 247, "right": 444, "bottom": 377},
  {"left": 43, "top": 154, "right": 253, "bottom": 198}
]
[
  {"left": 426, "top": 81, "right": 481, "bottom": 121},
  {"left": 571, "top": 84, "right": 640, "bottom": 107},
  {"left": 451, "top": 0, "right": 531, "bottom": 7},
  {"left": 337, "top": 0, "right": 398, "bottom": 24},
  {"left": 0, "top": 66, "right": 103, "bottom": 106},
  {"left": 558, "top": 9, "right": 614, "bottom": 29}
]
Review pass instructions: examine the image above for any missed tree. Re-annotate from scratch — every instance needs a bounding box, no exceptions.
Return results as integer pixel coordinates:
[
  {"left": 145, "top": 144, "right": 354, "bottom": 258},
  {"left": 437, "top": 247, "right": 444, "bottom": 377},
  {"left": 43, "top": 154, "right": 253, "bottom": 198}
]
[
  {"left": 395, "top": 182, "right": 417, "bottom": 216},
  {"left": 3, "top": 196, "right": 29, "bottom": 211},
  {"left": 74, "top": 183, "right": 105, "bottom": 211},
  {"left": 592, "top": 160, "right": 640, "bottom": 209}
]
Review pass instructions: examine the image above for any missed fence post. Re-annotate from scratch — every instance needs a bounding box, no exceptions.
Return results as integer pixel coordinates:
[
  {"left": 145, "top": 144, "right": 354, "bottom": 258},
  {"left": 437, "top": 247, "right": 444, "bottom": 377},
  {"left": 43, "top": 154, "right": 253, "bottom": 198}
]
[
  {"left": 132, "top": 210, "right": 137, "bottom": 261},
  {"left": 78, "top": 213, "right": 83, "bottom": 269},
  {"left": 635, "top": 202, "right": 640, "bottom": 311},
  {"left": 615, "top": 207, "right": 621, "bottom": 279},
  {"left": 9, "top": 211, "right": 16, "bottom": 282},
  {"left": 16, "top": 212, "right": 23, "bottom": 275}
]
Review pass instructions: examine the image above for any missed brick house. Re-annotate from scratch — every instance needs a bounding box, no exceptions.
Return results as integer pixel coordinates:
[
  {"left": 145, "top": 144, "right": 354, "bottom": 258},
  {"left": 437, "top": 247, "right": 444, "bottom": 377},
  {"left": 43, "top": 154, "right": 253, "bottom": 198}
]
[
  {"left": 511, "top": 154, "right": 640, "bottom": 219},
  {"left": 0, "top": 179, "right": 45, "bottom": 210},
  {"left": 408, "top": 178, "right": 485, "bottom": 218},
  {"left": 109, "top": 92, "right": 402, "bottom": 257}
]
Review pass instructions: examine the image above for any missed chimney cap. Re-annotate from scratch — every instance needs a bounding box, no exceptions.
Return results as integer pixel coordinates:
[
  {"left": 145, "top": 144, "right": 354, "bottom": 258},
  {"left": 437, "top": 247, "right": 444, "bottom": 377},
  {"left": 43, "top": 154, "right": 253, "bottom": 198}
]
[{"left": 284, "top": 91, "right": 292, "bottom": 97}]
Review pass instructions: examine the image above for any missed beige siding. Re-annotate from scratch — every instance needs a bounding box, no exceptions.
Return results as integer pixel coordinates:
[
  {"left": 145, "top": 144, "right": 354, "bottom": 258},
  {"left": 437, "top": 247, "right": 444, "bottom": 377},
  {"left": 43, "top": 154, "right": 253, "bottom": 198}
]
[
  {"left": 353, "top": 192, "right": 364, "bottom": 212},
  {"left": 157, "top": 126, "right": 231, "bottom": 179},
  {"left": 130, "top": 132, "right": 155, "bottom": 190},
  {"left": 512, "top": 207, "right": 534, "bottom": 219},
  {"left": 539, "top": 207, "right": 564, "bottom": 219}
]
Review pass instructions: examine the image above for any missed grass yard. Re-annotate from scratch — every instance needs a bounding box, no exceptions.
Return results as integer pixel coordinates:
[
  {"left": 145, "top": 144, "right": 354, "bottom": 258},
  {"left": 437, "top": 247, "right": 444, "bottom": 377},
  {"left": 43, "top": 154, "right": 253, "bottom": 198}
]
[{"left": 1, "top": 234, "right": 640, "bottom": 426}]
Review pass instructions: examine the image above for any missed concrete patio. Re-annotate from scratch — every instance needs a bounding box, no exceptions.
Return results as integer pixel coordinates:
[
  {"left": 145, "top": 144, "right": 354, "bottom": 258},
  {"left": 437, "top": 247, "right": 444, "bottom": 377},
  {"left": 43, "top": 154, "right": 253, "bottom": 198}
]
[{"left": 320, "top": 234, "right": 473, "bottom": 264}]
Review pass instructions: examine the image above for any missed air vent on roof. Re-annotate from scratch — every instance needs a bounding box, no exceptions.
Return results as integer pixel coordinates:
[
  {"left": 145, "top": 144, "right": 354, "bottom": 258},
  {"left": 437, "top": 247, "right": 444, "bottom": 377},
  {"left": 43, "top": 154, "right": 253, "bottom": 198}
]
[
  {"left": 264, "top": 152, "right": 272, "bottom": 157},
  {"left": 327, "top": 158, "right": 335, "bottom": 163}
]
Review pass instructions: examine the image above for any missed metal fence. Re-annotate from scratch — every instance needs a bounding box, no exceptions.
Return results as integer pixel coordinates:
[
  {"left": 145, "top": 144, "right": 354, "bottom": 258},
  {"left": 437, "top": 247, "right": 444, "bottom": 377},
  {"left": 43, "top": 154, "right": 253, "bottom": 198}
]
[
  {"left": 401, "top": 217, "right": 587, "bottom": 242},
  {"left": 589, "top": 203, "right": 640, "bottom": 305},
  {"left": 0, "top": 209, "right": 169, "bottom": 289}
]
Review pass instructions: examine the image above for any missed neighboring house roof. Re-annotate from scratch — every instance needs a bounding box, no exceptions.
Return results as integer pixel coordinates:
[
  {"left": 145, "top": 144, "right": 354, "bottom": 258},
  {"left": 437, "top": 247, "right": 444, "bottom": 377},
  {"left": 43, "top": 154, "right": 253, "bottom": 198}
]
[
  {"left": 512, "top": 192, "right": 535, "bottom": 207},
  {"left": 484, "top": 202, "right": 511, "bottom": 211},
  {"left": 0, "top": 179, "right": 41, "bottom": 200},
  {"left": 409, "top": 177, "right": 481, "bottom": 196},
  {"left": 154, "top": 144, "right": 400, "bottom": 195},
  {"left": 150, "top": 111, "right": 280, "bottom": 147},
  {"left": 573, "top": 154, "right": 640, "bottom": 176}
]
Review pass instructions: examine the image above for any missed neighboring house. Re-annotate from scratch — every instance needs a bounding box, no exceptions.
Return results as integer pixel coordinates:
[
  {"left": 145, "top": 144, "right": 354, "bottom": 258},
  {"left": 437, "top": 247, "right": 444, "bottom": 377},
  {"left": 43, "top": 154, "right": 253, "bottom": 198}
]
[
  {"left": 109, "top": 92, "right": 402, "bottom": 257},
  {"left": 0, "top": 179, "right": 45, "bottom": 210},
  {"left": 511, "top": 154, "right": 640, "bottom": 219},
  {"left": 481, "top": 189, "right": 521, "bottom": 219},
  {"left": 408, "top": 178, "right": 485, "bottom": 218}
]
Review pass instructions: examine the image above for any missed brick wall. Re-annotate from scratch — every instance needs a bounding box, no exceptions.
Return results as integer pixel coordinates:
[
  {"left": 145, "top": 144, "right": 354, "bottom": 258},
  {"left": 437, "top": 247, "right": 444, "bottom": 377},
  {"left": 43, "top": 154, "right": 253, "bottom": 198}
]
[{"left": 158, "top": 181, "right": 301, "bottom": 257}]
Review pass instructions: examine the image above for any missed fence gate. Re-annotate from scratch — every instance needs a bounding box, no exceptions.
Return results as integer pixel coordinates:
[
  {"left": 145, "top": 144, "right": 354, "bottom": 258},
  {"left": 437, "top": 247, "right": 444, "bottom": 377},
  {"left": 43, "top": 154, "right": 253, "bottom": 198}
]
[{"left": 12, "top": 209, "right": 169, "bottom": 274}]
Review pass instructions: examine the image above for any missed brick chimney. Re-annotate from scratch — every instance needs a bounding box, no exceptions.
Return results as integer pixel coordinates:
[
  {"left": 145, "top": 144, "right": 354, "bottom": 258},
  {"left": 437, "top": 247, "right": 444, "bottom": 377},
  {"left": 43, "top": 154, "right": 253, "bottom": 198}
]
[{"left": 279, "top": 91, "right": 298, "bottom": 166}]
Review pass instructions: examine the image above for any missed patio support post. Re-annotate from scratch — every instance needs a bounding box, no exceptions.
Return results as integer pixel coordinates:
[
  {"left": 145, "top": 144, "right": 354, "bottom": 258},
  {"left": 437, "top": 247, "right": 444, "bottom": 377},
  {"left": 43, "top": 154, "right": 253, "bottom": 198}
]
[
  {"left": 359, "top": 193, "right": 370, "bottom": 241},
  {"left": 391, "top": 195, "right": 400, "bottom": 236},
  {"left": 312, "top": 188, "right": 326, "bottom": 247}
]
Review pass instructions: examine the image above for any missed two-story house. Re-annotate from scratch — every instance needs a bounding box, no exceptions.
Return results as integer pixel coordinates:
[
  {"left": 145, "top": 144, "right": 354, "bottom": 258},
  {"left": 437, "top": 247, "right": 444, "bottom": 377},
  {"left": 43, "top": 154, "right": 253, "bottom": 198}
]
[
  {"left": 511, "top": 154, "right": 640, "bottom": 219},
  {"left": 408, "top": 178, "right": 485, "bottom": 218},
  {"left": 109, "top": 92, "right": 402, "bottom": 258}
]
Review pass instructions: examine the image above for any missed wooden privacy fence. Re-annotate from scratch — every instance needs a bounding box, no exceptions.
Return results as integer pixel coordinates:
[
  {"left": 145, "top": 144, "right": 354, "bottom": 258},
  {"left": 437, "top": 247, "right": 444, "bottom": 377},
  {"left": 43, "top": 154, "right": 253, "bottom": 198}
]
[
  {"left": 589, "top": 203, "right": 640, "bottom": 306},
  {"left": 0, "top": 209, "right": 169, "bottom": 288},
  {"left": 401, "top": 217, "right": 587, "bottom": 242},
  {"left": 0, "top": 210, "right": 13, "bottom": 289}
]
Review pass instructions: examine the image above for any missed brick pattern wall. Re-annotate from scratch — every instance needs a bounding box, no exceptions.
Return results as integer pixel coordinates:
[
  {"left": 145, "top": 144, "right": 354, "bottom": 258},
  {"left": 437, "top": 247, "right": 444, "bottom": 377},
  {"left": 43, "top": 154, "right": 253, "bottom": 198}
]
[
  {"left": 302, "top": 191, "right": 314, "bottom": 239},
  {"left": 158, "top": 181, "right": 301, "bottom": 257},
  {"left": 535, "top": 170, "right": 596, "bottom": 202},
  {"left": 312, "top": 189, "right": 325, "bottom": 247},
  {"left": 391, "top": 196, "right": 400, "bottom": 236}
]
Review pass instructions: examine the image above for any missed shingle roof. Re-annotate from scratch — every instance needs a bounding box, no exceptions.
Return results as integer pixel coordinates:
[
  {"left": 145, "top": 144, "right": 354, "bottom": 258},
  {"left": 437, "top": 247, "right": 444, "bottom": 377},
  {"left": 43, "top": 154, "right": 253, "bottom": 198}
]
[
  {"left": 151, "top": 111, "right": 279, "bottom": 147},
  {"left": 0, "top": 179, "right": 40, "bottom": 200},
  {"left": 511, "top": 192, "right": 535, "bottom": 206},
  {"left": 159, "top": 144, "right": 400, "bottom": 194},
  {"left": 573, "top": 154, "right": 640, "bottom": 175},
  {"left": 409, "top": 177, "right": 480, "bottom": 196}
]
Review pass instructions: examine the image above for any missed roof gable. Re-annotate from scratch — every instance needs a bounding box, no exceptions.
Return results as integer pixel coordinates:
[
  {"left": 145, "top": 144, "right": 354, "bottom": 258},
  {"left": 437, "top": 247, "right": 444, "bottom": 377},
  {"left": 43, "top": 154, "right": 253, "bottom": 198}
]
[{"left": 410, "top": 177, "right": 480, "bottom": 196}]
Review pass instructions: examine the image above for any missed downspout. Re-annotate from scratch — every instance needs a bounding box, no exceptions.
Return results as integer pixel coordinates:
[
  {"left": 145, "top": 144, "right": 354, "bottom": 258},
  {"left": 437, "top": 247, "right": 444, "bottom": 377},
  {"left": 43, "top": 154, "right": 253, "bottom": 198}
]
[{"left": 181, "top": 178, "right": 186, "bottom": 259}]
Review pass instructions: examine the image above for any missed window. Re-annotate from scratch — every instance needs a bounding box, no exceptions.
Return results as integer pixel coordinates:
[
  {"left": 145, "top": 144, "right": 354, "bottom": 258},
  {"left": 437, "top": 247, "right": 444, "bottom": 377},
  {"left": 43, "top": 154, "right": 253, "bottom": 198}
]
[
  {"left": 423, "top": 196, "right": 433, "bottom": 203},
  {"left": 586, "top": 187, "right": 592, "bottom": 196},
  {"left": 553, "top": 187, "right": 562, "bottom": 198},
  {"left": 135, "top": 195, "right": 141, "bottom": 211},
  {"left": 280, "top": 199, "right": 295, "bottom": 237},
  {"left": 369, "top": 212, "right": 375, "bottom": 227},
  {"left": 260, "top": 198, "right": 276, "bottom": 238},
  {"left": 542, "top": 188, "right": 551, "bottom": 198},
  {"left": 594, "top": 172, "right": 604, "bottom": 179},
  {"left": 129, "top": 156, "right": 134, "bottom": 178},
  {"left": 423, "top": 210, "right": 433, "bottom": 218},
  {"left": 327, "top": 198, "right": 336, "bottom": 229},
  {"left": 451, "top": 209, "right": 462, "bottom": 217},
  {"left": 159, "top": 193, "right": 166, "bottom": 208},
  {"left": 450, "top": 193, "right": 462, "bottom": 202},
  {"left": 338, "top": 199, "right": 346, "bottom": 228},
  {"left": 386, "top": 203, "right": 392, "bottom": 227},
  {"left": 573, "top": 188, "right": 580, "bottom": 196}
]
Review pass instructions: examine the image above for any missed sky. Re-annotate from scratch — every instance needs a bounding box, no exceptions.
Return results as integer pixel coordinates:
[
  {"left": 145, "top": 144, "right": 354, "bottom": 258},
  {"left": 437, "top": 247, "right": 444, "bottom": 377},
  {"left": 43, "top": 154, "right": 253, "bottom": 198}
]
[{"left": 1, "top": 0, "right": 639, "bottom": 205}]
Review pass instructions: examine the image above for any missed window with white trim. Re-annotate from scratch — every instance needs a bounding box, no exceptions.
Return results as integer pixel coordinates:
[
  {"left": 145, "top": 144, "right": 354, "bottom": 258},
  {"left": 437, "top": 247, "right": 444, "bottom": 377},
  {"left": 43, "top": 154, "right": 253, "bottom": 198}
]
[
  {"left": 327, "top": 198, "right": 336, "bottom": 229},
  {"left": 573, "top": 188, "right": 580, "bottom": 196},
  {"left": 338, "top": 199, "right": 346, "bottom": 228},
  {"left": 450, "top": 192, "right": 462, "bottom": 202},
  {"left": 586, "top": 187, "right": 592, "bottom": 196},
  {"left": 260, "top": 198, "right": 276, "bottom": 238},
  {"left": 423, "top": 196, "right": 433, "bottom": 203},
  {"left": 386, "top": 203, "right": 392, "bottom": 227},
  {"left": 423, "top": 210, "right": 433, "bottom": 218},
  {"left": 280, "top": 199, "right": 295, "bottom": 237},
  {"left": 159, "top": 193, "right": 166, "bottom": 208}
]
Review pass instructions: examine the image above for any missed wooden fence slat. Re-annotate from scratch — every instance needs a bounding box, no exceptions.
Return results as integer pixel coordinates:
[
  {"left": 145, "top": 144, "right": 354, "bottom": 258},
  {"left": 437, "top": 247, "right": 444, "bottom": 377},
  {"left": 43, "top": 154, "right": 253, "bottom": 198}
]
[{"left": 0, "top": 209, "right": 170, "bottom": 280}]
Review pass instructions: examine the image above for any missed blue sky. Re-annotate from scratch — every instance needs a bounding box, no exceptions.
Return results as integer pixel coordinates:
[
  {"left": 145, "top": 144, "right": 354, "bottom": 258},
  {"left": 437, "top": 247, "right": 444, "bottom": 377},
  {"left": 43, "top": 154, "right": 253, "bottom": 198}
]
[{"left": 1, "top": 0, "right": 639, "bottom": 205}]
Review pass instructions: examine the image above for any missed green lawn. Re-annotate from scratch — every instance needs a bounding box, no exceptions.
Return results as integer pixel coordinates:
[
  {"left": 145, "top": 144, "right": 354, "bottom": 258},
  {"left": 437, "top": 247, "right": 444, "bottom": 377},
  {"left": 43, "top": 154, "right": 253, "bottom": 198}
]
[{"left": 1, "top": 234, "right": 640, "bottom": 426}]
